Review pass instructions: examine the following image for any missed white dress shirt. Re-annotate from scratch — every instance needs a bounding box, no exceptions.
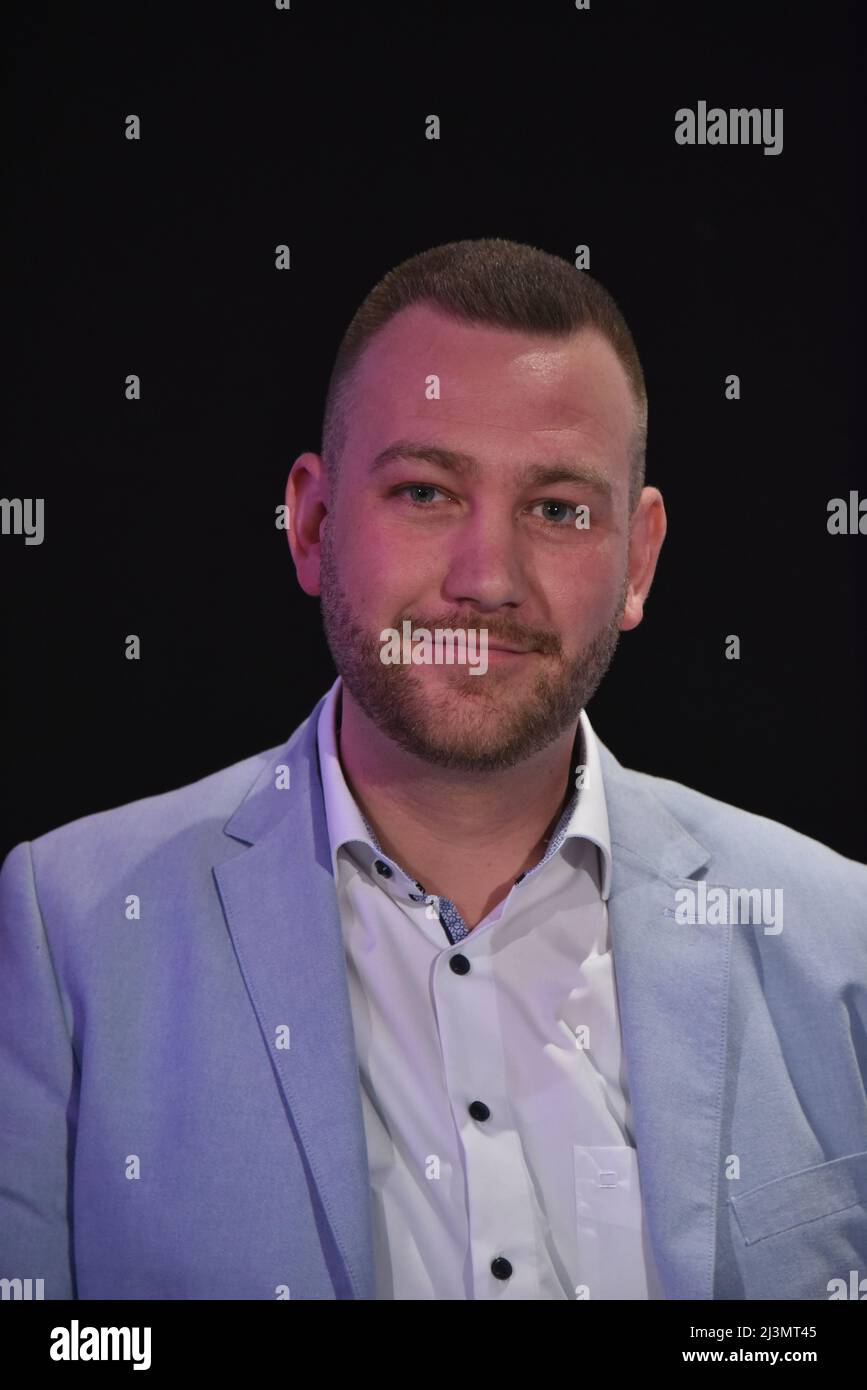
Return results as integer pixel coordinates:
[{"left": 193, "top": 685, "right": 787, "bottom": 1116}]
[{"left": 316, "top": 675, "right": 663, "bottom": 1300}]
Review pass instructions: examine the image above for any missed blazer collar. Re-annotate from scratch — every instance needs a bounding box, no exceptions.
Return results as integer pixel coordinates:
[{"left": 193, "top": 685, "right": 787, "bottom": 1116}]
[{"left": 223, "top": 696, "right": 713, "bottom": 882}]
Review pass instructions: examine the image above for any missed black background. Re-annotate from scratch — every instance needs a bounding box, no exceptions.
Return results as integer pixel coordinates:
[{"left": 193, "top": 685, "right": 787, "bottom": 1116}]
[{"left": 3, "top": 0, "right": 865, "bottom": 861}]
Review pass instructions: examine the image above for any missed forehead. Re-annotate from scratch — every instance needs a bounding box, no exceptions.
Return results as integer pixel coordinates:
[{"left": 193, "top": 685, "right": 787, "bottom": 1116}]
[{"left": 344, "top": 301, "right": 637, "bottom": 466}]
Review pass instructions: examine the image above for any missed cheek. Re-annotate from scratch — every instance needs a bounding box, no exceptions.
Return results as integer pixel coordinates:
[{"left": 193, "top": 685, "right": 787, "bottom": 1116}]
[
  {"left": 352, "top": 512, "right": 445, "bottom": 589},
  {"left": 332, "top": 521, "right": 430, "bottom": 617},
  {"left": 544, "top": 547, "right": 617, "bottom": 604},
  {"left": 546, "top": 555, "right": 625, "bottom": 637}
]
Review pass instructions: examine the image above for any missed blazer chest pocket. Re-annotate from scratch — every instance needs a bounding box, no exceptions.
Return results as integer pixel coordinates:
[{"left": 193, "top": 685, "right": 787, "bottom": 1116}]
[{"left": 730, "top": 1149, "right": 867, "bottom": 1246}]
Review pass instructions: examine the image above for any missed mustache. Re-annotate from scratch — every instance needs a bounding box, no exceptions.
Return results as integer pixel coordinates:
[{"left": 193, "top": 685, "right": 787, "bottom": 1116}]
[{"left": 389, "top": 615, "right": 561, "bottom": 656}]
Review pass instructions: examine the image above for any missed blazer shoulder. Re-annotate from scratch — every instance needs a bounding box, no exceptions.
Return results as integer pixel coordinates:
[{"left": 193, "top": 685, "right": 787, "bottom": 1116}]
[
  {"left": 625, "top": 763, "right": 867, "bottom": 891},
  {"left": 15, "top": 737, "right": 292, "bottom": 883}
]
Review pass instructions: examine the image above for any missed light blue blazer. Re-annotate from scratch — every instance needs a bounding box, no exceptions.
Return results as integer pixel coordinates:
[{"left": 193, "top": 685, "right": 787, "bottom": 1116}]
[{"left": 1, "top": 692, "right": 866, "bottom": 1300}]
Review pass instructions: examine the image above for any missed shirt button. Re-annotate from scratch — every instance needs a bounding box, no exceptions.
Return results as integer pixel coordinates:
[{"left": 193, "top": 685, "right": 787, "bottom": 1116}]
[
  {"left": 491, "top": 1257, "right": 513, "bottom": 1280},
  {"left": 374, "top": 860, "right": 393, "bottom": 878},
  {"left": 449, "top": 953, "right": 471, "bottom": 975},
  {"left": 468, "top": 1100, "right": 490, "bottom": 1121}
]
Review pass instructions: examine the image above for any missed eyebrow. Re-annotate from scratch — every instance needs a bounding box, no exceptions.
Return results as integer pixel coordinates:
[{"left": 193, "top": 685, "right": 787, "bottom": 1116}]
[{"left": 369, "top": 440, "right": 614, "bottom": 500}]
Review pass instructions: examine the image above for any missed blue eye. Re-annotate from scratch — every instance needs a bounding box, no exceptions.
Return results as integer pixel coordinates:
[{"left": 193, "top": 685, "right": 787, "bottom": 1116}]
[
  {"left": 394, "top": 486, "right": 583, "bottom": 527},
  {"left": 530, "top": 500, "right": 581, "bottom": 525},
  {"left": 400, "top": 485, "right": 447, "bottom": 506}
]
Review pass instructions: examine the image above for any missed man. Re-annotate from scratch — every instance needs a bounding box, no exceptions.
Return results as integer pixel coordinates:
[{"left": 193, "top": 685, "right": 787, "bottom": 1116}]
[{"left": 1, "top": 238, "right": 865, "bottom": 1301}]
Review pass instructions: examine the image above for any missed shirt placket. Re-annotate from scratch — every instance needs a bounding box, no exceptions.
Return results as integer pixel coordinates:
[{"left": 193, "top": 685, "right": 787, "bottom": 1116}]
[{"left": 432, "top": 940, "right": 548, "bottom": 1298}]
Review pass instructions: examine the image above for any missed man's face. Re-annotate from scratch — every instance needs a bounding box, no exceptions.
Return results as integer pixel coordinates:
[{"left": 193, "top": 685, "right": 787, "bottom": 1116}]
[{"left": 295, "top": 301, "right": 662, "bottom": 772}]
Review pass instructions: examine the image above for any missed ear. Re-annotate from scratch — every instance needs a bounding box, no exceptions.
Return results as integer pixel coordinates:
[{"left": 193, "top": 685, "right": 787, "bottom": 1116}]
[
  {"left": 620, "top": 488, "right": 667, "bottom": 631},
  {"left": 285, "top": 451, "right": 329, "bottom": 597}
]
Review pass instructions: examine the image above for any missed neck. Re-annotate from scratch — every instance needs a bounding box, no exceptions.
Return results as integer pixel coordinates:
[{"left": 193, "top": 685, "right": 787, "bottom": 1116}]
[{"left": 335, "top": 683, "right": 579, "bottom": 897}]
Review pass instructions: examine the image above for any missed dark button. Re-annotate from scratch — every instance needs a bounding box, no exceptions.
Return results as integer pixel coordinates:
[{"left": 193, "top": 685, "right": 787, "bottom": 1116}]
[
  {"left": 491, "top": 1256, "right": 513, "bottom": 1280},
  {"left": 468, "top": 1100, "right": 490, "bottom": 1121},
  {"left": 449, "top": 953, "right": 471, "bottom": 975},
  {"left": 374, "top": 860, "right": 393, "bottom": 878}
]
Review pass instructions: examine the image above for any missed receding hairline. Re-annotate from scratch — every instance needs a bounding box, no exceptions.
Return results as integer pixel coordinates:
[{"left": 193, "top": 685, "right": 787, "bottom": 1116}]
[
  {"left": 319, "top": 239, "right": 649, "bottom": 509},
  {"left": 323, "top": 313, "right": 647, "bottom": 503}
]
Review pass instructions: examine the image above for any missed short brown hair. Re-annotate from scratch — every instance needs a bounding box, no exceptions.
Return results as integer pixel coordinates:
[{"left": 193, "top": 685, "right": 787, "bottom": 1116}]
[{"left": 321, "top": 237, "right": 648, "bottom": 513}]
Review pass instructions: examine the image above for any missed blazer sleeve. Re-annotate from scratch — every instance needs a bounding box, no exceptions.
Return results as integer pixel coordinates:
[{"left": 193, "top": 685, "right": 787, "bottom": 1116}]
[{"left": 0, "top": 841, "right": 77, "bottom": 1299}]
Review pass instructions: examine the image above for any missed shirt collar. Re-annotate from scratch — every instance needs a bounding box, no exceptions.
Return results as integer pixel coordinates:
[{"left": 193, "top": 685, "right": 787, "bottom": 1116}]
[{"left": 315, "top": 675, "right": 613, "bottom": 901}]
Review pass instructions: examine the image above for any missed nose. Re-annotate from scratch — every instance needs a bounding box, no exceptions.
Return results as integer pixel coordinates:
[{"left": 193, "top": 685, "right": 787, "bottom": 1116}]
[{"left": 440, "top": 502, "right": 529, "bottom": 613}]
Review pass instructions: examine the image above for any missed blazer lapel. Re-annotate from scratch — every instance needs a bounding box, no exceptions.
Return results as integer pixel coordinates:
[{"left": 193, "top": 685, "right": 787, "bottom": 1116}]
[
  {"left": 213, "top": 697, "right": 375, "bottom": 1299},
  {"left": 596, "top": 739, "right": 732, "bottom": 1299}
]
